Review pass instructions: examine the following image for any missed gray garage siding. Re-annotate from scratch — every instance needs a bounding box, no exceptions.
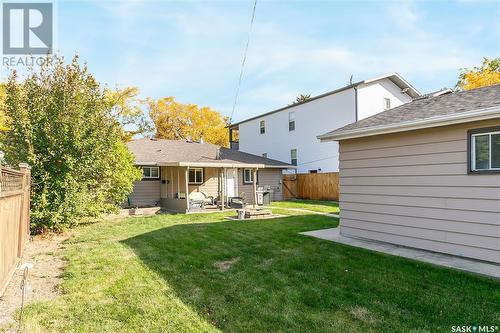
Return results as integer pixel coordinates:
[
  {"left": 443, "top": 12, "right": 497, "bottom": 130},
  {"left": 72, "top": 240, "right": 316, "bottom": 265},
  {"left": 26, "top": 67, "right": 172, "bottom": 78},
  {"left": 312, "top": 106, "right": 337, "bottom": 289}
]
[{"left": 338, "top": 118, "right": 500, "bottom": 264}]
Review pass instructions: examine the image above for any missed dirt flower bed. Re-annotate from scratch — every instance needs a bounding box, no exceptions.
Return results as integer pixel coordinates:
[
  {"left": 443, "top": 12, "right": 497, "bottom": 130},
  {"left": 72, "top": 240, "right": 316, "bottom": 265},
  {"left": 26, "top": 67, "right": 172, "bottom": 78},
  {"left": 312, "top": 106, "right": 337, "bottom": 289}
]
[{"left": 0, "top": 233, "right": 69, "bottom": 332}]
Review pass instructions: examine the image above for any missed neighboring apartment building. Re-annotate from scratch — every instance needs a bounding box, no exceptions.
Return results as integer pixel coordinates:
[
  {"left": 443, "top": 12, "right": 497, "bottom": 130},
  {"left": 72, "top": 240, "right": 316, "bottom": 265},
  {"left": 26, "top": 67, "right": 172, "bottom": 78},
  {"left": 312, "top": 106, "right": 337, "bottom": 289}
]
[{"left": 229, "top": 73, "right": 421, "bottom": 173}]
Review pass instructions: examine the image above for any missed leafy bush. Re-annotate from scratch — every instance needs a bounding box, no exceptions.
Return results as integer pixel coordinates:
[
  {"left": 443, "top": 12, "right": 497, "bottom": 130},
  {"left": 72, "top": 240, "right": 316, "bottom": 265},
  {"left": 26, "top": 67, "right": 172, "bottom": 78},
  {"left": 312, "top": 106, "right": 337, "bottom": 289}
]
[{"left": 1, "top": 55, "right": 142, "bottom": 232}]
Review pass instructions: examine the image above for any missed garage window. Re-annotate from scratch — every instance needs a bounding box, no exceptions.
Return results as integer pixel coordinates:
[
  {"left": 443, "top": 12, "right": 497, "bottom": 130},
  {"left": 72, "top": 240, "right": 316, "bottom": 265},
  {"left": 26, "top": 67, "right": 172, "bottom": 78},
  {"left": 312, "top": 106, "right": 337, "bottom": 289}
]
[{"left": 469, "top": 127, "right": 500, "bottom": 173}]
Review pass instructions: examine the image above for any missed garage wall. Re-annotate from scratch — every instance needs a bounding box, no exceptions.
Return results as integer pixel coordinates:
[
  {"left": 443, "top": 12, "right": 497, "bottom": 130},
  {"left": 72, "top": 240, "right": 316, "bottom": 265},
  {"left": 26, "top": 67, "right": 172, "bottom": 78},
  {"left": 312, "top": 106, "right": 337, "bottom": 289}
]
[{"left": 338, "top": 118, "right": 500, "bottom": 263}]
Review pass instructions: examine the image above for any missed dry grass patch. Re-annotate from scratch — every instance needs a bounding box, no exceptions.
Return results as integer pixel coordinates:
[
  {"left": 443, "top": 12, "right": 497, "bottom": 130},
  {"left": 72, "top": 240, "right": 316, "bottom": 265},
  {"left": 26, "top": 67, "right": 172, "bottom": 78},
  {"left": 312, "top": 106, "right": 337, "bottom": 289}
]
[
  {"left": 214, "top": 258, "right": 239, "bottom": 272},
  {"left": 349, "top": 306, "right": 379, "bottom": 324}
]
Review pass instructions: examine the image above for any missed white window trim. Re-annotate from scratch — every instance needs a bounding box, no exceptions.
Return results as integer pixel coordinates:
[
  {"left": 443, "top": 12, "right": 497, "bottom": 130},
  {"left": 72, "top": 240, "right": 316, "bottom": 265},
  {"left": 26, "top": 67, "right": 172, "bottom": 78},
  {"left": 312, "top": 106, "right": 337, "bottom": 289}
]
[
  {"left": 290, "top": 149, "right": 297, "bottom": 166},
  {"left": 471, "top": 130, "right": 500, "bottom": 171},
  {"left": 383, "top": 97, "right": 391, "bottom": 110},
  {"left": 188, "top": 168, "right": 204, "bottom": 184},
  {"left": 260, "top": 120, "right": 266, "bottom": 134},
  {"left": 243, "top": 168, "right": 255, "bottom": 184},
  {"left": 289, "top": 112, "right": 296, "bottom": 131},
  {"left": 142, "top": 166, "right": 160, "bottom": 179}
]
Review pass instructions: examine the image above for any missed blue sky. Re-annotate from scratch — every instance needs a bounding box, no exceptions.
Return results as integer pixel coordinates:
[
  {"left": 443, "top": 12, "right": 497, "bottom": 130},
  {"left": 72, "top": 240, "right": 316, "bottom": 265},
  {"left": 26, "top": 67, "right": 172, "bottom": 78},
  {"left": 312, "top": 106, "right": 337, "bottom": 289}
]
[{"left": 19, "top": 0, "right": 500, "bottom": 122}]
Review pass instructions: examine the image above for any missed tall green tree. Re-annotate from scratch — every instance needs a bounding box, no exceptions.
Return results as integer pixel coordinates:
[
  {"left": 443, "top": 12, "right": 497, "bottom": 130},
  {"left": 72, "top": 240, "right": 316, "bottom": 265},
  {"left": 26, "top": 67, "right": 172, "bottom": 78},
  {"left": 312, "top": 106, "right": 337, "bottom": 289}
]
[
  {"left": 0, "top": 84, "right": 7, "bottom": 132},
  {"left": 1, "top": 55, "right": 142, "bottom": 232}
]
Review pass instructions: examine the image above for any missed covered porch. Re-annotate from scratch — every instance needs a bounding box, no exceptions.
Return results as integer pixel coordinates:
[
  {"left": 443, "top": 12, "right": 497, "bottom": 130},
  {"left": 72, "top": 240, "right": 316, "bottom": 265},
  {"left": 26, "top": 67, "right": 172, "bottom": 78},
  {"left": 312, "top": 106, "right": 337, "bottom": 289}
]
[{"left": 159, "top": 163, "right": 261, "bottom": 213}]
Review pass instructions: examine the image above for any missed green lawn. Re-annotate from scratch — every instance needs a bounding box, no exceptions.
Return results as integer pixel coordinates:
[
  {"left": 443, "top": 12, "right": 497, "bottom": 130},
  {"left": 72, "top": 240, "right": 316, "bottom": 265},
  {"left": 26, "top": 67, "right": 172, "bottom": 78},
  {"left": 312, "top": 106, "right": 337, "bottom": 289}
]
[
  {"left": 270, "top": 199, "right": 340, "bottom": 214},
  {"left": 20, "top": 209, "right": 499, "bottom": 333}
]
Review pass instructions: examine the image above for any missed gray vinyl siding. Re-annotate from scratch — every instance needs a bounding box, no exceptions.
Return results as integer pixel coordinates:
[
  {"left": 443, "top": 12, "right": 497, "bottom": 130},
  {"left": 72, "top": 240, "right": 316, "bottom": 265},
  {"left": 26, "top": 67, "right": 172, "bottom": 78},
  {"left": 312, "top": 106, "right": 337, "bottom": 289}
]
[
  {"left": 128, "top": 180, "right": 161, "bottom": 207},
  {"left": 338, "top": 118, "right": 500, "bottom": 264},
  {"left": 238, "top": 169, "right": 284, "bottom": 204}
]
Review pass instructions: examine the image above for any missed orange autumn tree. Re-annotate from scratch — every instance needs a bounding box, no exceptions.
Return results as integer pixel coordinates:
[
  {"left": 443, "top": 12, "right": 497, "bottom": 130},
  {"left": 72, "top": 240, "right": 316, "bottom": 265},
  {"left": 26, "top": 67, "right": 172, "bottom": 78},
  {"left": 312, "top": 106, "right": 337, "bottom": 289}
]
[
  {"left": 147, "top": 97, "right": 229, "bottom": 147},
  {"left": 458, "top": 57, "right": 500, "bottom": 90}
]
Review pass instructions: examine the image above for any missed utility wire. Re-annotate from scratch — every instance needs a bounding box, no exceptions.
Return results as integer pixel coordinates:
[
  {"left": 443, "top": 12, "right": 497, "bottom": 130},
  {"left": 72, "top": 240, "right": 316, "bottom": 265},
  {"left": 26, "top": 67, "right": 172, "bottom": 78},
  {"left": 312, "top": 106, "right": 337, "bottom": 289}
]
[
  {"left": 297, "top": 155, "right": 339, "bottom": 166},
  {"left": 230, "top": 0, "right": 258, "bottom": 123}
]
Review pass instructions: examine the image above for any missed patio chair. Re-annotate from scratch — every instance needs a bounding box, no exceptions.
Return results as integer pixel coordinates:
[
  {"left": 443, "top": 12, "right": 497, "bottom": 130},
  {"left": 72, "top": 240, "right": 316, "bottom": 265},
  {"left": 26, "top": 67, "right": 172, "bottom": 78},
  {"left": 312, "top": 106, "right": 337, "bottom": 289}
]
[
  {"left": 199, "top": 192, "right": 215, "bottom": 205},
  {"left": 189, "top": 192, "right": 214, "bottom": 208}
]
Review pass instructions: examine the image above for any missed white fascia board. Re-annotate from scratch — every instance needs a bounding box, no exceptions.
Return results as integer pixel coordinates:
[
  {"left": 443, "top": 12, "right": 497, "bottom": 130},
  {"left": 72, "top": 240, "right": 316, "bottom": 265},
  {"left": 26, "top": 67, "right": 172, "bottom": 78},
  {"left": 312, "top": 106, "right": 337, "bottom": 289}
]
[
  {"left": 135, "top": 161, "right": 159, "bottom": 166},
  {"left": 363, "top": 72, "right": 421, "bottom": 98},
  {"left": 318, "top": 106, "right": 500, "bottom": 142},
  {"left": 155, "top": 162, "right": 181, "bottom": 167},
  {"left": 139, "top": 161, "right": 293, "bottom": 169},
  {"left": 264, "top": 165, "right": 297, "bottom": 169},
  {"left": 178, "top": 162, "right": 266, "bottom": 168}
]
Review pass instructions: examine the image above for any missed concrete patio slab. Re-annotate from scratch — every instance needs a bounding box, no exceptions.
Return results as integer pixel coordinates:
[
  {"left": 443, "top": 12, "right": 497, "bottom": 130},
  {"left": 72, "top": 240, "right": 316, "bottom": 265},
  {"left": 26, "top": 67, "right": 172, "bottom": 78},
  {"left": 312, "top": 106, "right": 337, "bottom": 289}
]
[{"left": 300, "top": 228, "right": 500, "bottom": 279}]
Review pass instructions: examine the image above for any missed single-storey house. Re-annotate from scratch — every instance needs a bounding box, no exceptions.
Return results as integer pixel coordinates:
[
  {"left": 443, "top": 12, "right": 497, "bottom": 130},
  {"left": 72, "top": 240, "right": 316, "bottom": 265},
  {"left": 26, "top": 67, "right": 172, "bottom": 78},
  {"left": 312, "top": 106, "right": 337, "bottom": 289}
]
[
  {"left": 126, "top": 138, "right": 293, "bottom": 212},
  {"left": 318, "top": 84, "right": 500, "bottom": 264}
]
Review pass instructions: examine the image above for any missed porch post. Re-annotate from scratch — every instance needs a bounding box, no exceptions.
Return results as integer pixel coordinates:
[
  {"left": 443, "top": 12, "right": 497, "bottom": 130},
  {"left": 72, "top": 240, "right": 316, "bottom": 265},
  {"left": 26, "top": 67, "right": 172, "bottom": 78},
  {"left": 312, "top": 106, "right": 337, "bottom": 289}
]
[
  {"left": 185, "top": 167, "right": 189, "bottom": 212},
  {"left": 217, "top": 169, "right": 221, "bottom": 206},
  {"left": 221, "top": 167, "right": 225, "bottom": 211},
  {"left": 253, "top": 168, "right": 258, "bottom": 208}
]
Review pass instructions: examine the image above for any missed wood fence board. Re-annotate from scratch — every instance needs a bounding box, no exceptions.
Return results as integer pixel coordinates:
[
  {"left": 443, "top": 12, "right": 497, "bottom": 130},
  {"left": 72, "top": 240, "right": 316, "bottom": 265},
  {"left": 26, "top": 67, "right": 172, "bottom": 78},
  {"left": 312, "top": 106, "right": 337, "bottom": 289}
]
[
  {"left": 0, "top": 165, "right": 30, "bottom": 296},
  {"left": 283, "top": 172, "right": 339, "bottom": 201}
]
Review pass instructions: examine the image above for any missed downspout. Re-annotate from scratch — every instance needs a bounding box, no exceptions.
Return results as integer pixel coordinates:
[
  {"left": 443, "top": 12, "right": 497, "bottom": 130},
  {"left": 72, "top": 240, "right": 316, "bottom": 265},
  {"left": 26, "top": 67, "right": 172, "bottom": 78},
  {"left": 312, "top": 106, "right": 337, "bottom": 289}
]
[{"left": 354, "top": 86, "right": 359, "bottom": 122}]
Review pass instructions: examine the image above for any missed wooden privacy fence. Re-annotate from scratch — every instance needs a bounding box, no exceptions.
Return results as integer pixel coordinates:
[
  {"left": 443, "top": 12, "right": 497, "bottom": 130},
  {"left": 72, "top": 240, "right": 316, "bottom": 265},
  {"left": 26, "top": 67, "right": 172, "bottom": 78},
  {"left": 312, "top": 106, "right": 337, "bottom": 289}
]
[
  {"left": 0, "top": 164, "right": 31, "bottom": 296},
  {"left": 283, "top": 172, "right": 339, "bottom": 201}
]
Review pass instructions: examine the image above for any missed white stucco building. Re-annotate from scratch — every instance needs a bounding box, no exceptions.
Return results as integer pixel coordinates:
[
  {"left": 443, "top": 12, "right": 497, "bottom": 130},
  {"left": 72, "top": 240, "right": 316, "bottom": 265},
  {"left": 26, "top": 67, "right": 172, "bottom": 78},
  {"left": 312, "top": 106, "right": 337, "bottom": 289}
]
[{"left": 229, "top": 73, "right": 421, "bottom": 173}]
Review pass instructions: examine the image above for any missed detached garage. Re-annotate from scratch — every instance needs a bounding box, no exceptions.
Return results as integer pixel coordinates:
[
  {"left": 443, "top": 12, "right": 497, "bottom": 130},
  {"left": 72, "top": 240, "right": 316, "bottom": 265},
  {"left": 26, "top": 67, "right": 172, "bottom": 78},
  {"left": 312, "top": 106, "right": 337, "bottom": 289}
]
[{"left": 318, "top": 84, "right": 500, "bottom": 264}]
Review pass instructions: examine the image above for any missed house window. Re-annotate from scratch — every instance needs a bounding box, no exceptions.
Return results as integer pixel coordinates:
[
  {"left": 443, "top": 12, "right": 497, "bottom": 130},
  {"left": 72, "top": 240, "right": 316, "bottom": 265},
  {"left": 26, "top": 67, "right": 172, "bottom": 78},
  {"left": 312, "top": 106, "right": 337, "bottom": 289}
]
[
  {"left": 289, "top": 111, "right": 295, "bottom": 131},
  {"left": 262, "top": 153, "right": 267, "bottom": 158},
  {"left": 384, "top": 98, "right": 391, "bottom": 110},
  {"left": 243, "top": 168, "right": 258, "bottom": 184},
  {"left": 188, "top": 168, "right": 204, "bottom": 184},
  {"left": 290, "top": 149, "right": 297, "bottom": 166},
  {"left": 142, "top": 166, "right": 159, "bottom": 179},
  {"left": 260, "top": 120, "right": 265, "bottom": 134},
  {"left": 469, "top": 128, "right": 500, "bottom": 173}
]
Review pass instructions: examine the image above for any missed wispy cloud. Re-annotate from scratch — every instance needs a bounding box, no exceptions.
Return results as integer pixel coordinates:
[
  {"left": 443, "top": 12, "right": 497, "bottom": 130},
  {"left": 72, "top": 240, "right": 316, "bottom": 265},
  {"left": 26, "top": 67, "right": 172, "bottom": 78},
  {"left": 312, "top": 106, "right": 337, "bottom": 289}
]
[{"left": 40, "top": 0, "right": 499, "bottom": 122}]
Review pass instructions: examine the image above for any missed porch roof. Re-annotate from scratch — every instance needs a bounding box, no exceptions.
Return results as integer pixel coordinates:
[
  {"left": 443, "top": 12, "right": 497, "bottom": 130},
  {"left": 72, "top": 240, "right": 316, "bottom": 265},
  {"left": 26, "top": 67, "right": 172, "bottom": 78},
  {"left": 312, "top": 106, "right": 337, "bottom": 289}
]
[{"left": 128, "top": 138, "right": 294, "bottom": 169}]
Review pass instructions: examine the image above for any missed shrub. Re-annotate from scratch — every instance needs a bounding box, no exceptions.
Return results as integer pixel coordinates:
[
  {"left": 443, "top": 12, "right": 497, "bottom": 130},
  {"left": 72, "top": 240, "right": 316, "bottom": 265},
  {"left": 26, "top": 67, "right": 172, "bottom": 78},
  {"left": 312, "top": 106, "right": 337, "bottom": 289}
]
[{"left": 1, "top": 55, "right": 142, "bottom": 232}]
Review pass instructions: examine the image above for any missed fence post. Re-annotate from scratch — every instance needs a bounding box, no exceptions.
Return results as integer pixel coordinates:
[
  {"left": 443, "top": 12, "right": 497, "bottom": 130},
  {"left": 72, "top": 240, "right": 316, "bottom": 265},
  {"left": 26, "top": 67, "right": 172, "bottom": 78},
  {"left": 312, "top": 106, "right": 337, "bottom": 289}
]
[{"left": 17, "top": 163, "right": 31, "bottom": 257}]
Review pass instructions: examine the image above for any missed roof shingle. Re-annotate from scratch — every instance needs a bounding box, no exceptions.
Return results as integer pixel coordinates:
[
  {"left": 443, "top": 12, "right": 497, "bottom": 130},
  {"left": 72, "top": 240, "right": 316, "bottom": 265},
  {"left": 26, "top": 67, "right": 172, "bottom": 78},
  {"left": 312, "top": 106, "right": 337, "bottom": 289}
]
[{"left": 127, "top": 138, "right": 292, "bottom": 168}]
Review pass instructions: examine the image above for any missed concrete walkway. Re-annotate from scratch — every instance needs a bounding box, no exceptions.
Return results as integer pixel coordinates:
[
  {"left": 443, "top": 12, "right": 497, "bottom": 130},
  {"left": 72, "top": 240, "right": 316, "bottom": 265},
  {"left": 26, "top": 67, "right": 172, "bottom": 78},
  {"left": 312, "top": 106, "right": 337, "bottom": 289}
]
[
  {"left": 300, "top": 228, "right": 500, "bottom": 279},
  {"left": 270, "top": 207, "right": 339, "bottom": 218}
]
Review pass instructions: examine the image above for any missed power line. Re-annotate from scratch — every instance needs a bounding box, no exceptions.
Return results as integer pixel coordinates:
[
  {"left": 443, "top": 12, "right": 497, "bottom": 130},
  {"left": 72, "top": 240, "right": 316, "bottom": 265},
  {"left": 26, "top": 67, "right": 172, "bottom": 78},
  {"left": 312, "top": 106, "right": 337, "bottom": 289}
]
[
  {"left": 297, "top": 155, "right": 339, "bottom": 166},
  {"left": 229, "top": 0, "right": 258, "bottom": 123}
]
